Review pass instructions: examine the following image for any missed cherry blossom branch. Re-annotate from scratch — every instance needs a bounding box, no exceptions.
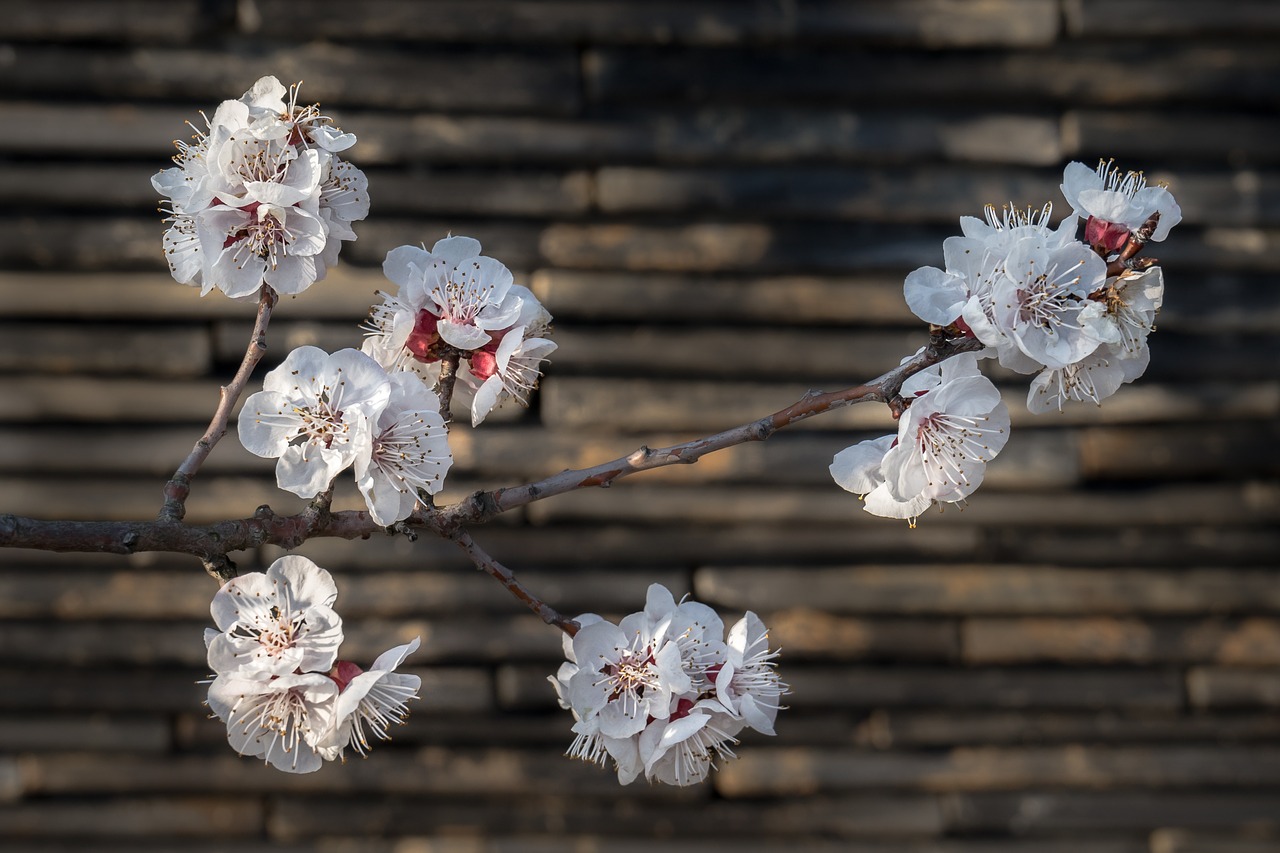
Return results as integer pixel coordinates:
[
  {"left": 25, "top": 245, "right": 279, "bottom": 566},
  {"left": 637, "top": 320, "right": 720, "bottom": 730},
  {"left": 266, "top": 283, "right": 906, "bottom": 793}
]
[
  {"left": 450, "top": 529, "right": 579, "bottom": 636},
  {"left": 0, "top": 332, "right": 981, "bottom": 572},
  {"left": 448, "top": 331, "right": 985, "bottom": 524},
  {"left": 158, "top": 286, "right": 279, "bottom": 523}
]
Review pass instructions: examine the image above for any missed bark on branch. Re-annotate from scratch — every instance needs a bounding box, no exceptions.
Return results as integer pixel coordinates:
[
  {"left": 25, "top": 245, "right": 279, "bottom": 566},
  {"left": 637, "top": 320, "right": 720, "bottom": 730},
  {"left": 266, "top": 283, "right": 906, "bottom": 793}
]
[{"left": 1, "top": 333, "right": 983, "bottom": 572}]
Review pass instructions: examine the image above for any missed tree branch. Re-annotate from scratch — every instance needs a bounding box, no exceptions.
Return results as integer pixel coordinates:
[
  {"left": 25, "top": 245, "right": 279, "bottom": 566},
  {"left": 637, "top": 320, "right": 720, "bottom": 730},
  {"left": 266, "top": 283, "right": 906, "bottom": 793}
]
[
  {"left": 158, "top": 286, "right": 279, "bottom": 522},
  {"left": 1, "top": 333, "right": 982, "bottom": 565},
  {"left": 451, "top": 529, "right": 579, "bottom": 636}
]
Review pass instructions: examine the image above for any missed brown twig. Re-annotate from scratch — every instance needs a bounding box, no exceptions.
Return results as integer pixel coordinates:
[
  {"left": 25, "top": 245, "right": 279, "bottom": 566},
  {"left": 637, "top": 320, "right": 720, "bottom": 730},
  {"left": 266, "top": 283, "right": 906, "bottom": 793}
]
[
  {"left": 2, "top": 334, "right": 983, "bottom": 568},
  {"left": 1105, "top": 212, "right": 1161, "bottom": 277},
  {"left": 451, "top": 530, "right": 579, "bottom": 636},
  {"left": 158, "top": 286, "right": 279, "bottom": 522},
  {"left": 436, "top": 352, "right": 460, "bottom": 423}
]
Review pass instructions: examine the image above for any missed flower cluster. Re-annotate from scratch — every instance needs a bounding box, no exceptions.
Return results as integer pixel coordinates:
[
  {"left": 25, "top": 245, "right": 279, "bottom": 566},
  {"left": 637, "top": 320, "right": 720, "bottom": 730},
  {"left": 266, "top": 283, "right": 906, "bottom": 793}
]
[
  {"left": 362, "top": 236, "right": 557, "bottom": 426},
  {"left": 831, "top": 352, "right": 1010, "bottom": 526},
  {"left": 549, "top": 584, "right": 787, "bottom": 786},
  {"left": 153, "top": 76, "right": 369, "bottom": 299},
  {"left": 237, "top": 345, "right": 452, "bottom": 525},
  {"left": 204, "top": 556, "right": 420, "bottom": 773},
  {"left": 834, "top": 159, "right": 1178, "bottom": 524}
]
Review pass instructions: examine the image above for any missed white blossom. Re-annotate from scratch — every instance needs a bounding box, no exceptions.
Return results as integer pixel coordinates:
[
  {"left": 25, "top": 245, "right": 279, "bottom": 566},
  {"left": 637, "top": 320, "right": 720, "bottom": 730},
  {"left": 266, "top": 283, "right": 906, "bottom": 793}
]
[
  {"left": 1061, "top": 159, "right": 1181, "bottom": 250},
  {"left": 154, "top": 76, "right": 368, "bottom": 298},
  {"left": 1027, "top": 342, "right": 1150, "bottom": 414},
  {"left": 206, "top": 671, "right": 338, "bottom": 774},
  {"left": 238, "top": 346, "right": 391, "bottom": 498},
  {"left": 466, "top": 324, "right": 558, "bottom": 426},
  {"left": 206, "top": 555, "right": 343, "bottom": 678},
  {"left": 315, "top": 638, "right": 422, "bottom": 762},
  {"left": 832, "top": 354, "right": 1010, "bottom": 524},
  {"left": 554, "top": 585, "right": 781, "bottom": 786},
  {"left": 988, "top": 238, "right": 1108, "bottom": 370},
  {"left": 354, "top": 372, "right": 453, "bottom": 526}
]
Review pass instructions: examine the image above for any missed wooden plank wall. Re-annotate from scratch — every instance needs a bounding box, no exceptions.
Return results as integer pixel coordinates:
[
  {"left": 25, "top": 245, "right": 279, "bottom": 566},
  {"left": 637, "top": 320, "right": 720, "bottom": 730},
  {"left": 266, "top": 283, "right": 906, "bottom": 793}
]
[{"left": 1, "top": 0, "right": 1279, "bottom": 849}]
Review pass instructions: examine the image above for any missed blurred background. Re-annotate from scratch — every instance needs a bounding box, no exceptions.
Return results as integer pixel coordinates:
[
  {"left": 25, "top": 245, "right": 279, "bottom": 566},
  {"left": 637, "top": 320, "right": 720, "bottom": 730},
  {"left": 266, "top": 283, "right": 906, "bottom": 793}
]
[{"left": 1, "top": 1, "right": 1279, "bottom": 850}]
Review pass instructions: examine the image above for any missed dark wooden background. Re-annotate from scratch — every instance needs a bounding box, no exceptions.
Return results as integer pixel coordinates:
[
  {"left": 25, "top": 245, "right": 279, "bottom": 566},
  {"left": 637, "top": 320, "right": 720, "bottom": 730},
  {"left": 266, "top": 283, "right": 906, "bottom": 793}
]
[{"left": 1, "top": 1, "right": 1279, "bottom": 850}]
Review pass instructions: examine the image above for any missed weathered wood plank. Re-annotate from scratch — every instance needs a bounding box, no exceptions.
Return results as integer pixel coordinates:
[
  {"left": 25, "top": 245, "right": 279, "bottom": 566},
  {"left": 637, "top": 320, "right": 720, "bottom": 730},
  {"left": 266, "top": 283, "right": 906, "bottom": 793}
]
[
  {"left": 0, "top": 377, "right": 232, "bottom": 422},
  {"left": 0, "top": 44, "right": 582, "bottom": 114},
  {"left": 532, "top": 270, "right": 914, "bottom": 324},
  {"left": 858, "top": 710, "right": 1280, "bottom": 747},
  {"left": 538, "top": 221, "right": 952, "bottom": 272},
  {"left": 596, "top": 166, "right": 1061, "bottom": 222},
  {"left": 1150, "top": 829, "right": 1280, "bottom": 853},
  {"left": 19, "top": 751, "right": 690, "bottom": 799},
  {"left": 0, "top": 269, "right": 383, "bottom": 320},
  {"left": 763, "top": 611, "right": 959, "bottom": 662},
  {"left": 0, "top": 216, "right": 163, "bottom": 269},
  {"left": 1066, "top": 0, "right": 1280, "bottom": 37},
  {"left": 0, "top": 797, "right": 264, "bottom": 838},
  {"left": 1067, "top": 110, "right": 1280, "bottom": 165},
  {"left": 258, "top": 0, "right": 1059, "bottom": 47},
  {"left": 268, "top": 794, "right": 945, "bottom": 841},
  {"left": 586, "top": 44, "right": 1280, "bottom": 107},
  {"left": 0, "top": 0, "right": 217, "bottom": 41},
  {"left": 368, "top": 168, "right": 591, "bottom": 217},
  {"left": 347, "top": 108, "right": 1064, "bottom": 166},
  {"left": 716, "top": 745, "right": 1280, "bottom": 796},
  {"left": 990, "top": 525, "right": 1280, "bottom": 568},
  {"left": 0, "top": 324, "right": 210, "bottom": 377},
  {"left": 0, "top": 715, "right": 168, "bottom": 753},
  {"left": 946, "top": 791, "right": 1280, "bottom": 833},
  {"left": 550, "top": 326, "right": 927, "bottom": 379},
  {"left": 1187, "top": 668, "right": 1280, "bottom": 709},
  {"left": 963, "top": 617, "right": 1280, "bottom": 665},
  {"left": 695, "top": 566, "right": 1280, "bottom": 616},
  {"left": 1080, "top": 423, "right": 1280, "bottom": 479}
]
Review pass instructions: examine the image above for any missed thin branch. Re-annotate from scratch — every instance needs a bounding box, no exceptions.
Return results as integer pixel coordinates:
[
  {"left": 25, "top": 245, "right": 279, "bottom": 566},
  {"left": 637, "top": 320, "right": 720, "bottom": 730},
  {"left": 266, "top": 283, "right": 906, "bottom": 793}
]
[
  {"left": 158, "top": 286, "right": 279, "bottom": 522},
  {"left": 1, "top": 334, "right": 983, "bottom": 561},
  {"left": 451, "top": 529, "right": 579, "bottom": 636},
  {"left": 436, "top": 352, "right": 460, "bottom": 423},
  {"left": 444, "top": 333, "right": 986, "bottom": 525}
]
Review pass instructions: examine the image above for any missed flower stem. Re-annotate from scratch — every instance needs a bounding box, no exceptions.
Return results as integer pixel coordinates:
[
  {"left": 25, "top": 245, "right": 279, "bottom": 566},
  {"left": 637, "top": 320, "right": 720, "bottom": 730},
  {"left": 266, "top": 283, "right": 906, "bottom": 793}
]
[
  {"left": 451, "top": 529, "right": 579, "bottom": 636},
  {"left": 158, "top": 286, "right": 279, "bottom": 523},
  {"left": 436, "top": 352, "right": 460, "bottom": 424}
]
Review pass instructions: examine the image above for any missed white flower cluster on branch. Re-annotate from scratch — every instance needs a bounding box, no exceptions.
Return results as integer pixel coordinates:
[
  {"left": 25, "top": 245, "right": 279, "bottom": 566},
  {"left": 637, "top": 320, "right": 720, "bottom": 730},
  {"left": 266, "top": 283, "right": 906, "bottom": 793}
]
[
  {"left": 153, "top": 76, "right": 368, "bottom": 298},
  {"left": 0, "top": 77, "right": 1181, "bottom": 787},
  {"left": 834, "top": 160, "right": 1180, "bottom": 525},
  {"left": 549, "top": 584, "right": 787, "bottom": 786},
  {"left": 204, "top": 555, "right": 420, "bottom": 773}
]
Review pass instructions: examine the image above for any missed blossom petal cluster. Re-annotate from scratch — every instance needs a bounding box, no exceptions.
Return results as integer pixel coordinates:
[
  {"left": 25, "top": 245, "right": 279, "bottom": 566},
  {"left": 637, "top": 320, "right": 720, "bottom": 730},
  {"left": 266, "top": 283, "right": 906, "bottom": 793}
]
[
  {"left": 204, "top": 556, "right": 421, "bottom": 773},
  {"left": 838, "top": 159, "right": 1176, "bottom": 523},
  {"left": 238, "top": 345, "right": 452, "bottom": 525},
  {"left": 153, "top": 76, "right": 369, "bottom": 299},
  {"left": 362, "top": 236, "right": 557, "bottom": 426},
  {"left": 549, "top": 584, "right": 787, "bottom": 786},
  {"left": 831, "top": 353, "right": 1010, "bottom": 526}
]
